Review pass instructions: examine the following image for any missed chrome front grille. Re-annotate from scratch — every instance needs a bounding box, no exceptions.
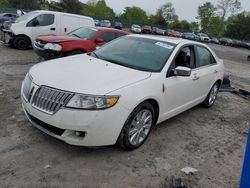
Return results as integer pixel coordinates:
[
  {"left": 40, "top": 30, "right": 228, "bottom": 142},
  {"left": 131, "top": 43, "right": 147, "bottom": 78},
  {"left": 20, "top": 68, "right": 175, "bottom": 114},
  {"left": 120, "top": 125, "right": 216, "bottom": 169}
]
[
  {"left": 22, "top": 74, "right": 33, "bottom": 101},
  {"left": 31, "top": 86, "right": 74, "bottom": 115}
]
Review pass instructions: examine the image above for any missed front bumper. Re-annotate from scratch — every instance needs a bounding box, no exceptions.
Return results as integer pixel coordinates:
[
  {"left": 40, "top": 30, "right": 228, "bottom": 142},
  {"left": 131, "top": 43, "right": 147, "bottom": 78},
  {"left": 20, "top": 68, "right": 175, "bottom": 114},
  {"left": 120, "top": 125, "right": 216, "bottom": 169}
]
[
  {"left": 33, "top": 41, "right": 63, "bottom": 60},
  {"left": 0, "top": 28, "right": 13, "bottom": 44},
  {"left": 21, "top": 83, "right": 130, "bottom": 146}
]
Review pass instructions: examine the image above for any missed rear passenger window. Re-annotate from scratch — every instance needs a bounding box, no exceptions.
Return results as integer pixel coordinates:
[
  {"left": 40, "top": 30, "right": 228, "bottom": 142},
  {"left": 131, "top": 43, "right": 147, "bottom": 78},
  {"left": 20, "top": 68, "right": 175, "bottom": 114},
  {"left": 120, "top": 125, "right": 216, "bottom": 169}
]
[
  {"left": 197, "top": 46, "right": 216, "bottom": 67},
  {"left": 35, "top": 14, "right": 54, "bottom": 26},
  {"left": 99, "top": 32, "right": 116, "bottom": 42}
]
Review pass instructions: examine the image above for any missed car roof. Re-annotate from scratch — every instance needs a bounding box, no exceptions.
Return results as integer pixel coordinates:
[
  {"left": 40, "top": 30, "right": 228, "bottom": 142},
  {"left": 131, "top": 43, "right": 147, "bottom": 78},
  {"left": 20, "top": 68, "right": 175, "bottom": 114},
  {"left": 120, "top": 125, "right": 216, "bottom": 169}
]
[{"left": 128, "top": 34, "right": 201, "bottom": 45}]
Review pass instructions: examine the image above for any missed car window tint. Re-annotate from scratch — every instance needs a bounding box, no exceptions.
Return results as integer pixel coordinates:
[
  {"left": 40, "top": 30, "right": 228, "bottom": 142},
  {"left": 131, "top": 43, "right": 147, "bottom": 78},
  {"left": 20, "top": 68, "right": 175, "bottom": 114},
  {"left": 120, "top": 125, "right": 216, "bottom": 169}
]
[
  {"left": 99, "top": 32, "right": 116, "bottom": 42},
  {"left": 35, "top": 14, "right": 54, "bottom": 26},
  {"left": 197, "top": 46, "right": 216, "bottom": 67},
  {"left": 116, "top": 32, "right": 126, "bottom": 38},
  {"left": 175, "top": 46, "right": 195, "bottom": 69}
]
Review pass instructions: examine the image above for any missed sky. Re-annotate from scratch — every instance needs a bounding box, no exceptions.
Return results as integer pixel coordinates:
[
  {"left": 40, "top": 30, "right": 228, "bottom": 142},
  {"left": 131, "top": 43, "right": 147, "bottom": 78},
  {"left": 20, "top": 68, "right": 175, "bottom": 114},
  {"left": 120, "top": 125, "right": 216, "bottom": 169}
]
[{"left": 80, "top": 0, "right": 250, "bottom": 21}]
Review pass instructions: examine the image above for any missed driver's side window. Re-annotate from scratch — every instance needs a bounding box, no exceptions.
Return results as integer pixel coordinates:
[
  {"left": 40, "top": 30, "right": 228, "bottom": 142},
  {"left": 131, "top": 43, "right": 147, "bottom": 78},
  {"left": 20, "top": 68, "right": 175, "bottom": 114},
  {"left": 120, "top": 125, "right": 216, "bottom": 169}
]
[
  {"left": 27, "top": 14, "right": 54, "bottom": 27},
  {"left": 174, "top": 46, "right": 195, "bottom": 69},
  {"left": 167, "top": 46, "right": 195, "bottom": 77}
]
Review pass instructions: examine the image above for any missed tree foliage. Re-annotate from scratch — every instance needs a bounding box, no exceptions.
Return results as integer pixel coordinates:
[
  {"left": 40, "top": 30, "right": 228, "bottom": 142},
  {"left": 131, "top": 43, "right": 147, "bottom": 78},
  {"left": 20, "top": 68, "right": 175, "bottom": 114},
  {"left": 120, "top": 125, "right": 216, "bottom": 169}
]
[
  {"left": 120, "top": 6, "right": 148, "bottom": 23},
  {"left": 82, "top": 0, "right": 115, "bottom": 19},
  {"left": 225, "top": 11, "right": 250, "bottom": 40},
  {"left": 198, "top": 2, "right": 217, "bottom": 33}
]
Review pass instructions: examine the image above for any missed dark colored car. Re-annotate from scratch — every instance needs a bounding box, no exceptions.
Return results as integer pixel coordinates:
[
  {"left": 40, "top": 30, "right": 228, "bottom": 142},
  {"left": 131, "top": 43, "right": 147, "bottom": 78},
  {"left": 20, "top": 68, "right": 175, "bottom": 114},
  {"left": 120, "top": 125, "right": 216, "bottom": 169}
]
[
  {"left": 0, "top": 13, "right": 17, "bottom": 23},
  {"left": 219, "top": 38, "right": 233, "bottom": 46},
  {"left": 141, "top": 26, "right": 152, "bottom": 34},
  {"left": 34, "top": 27, "right": 128, "bottom": 60},
  {"left": 210, "top": 37, "right": 220, "bottom": 44},
  {"left": 182, "top": 32, "right": 196, "bottom": 41},
  {"left": 114, "top": 22, "right": 123, "bottom": 30}
]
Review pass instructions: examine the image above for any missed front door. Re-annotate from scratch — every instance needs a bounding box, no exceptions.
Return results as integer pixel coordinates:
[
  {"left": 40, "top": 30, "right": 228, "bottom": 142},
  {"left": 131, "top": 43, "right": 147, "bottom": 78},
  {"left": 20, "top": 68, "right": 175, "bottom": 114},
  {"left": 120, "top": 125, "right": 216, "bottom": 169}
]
[
  {"left": 30, "top": 14, "right": 57, "bottom": 42},
  {"left": 162, "top": 45, "right": 202, "bottom": 119}
]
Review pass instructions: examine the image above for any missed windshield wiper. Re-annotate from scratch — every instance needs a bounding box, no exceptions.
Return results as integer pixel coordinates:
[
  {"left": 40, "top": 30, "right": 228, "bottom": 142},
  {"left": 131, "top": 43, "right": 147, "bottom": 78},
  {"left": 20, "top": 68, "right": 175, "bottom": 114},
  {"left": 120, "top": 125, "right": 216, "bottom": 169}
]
[
  {"left": 102, "top": 58, "right": 150, "bottom": 71},
  {"left": 71, "top": 33, "right": 81, "bottom": 38}
]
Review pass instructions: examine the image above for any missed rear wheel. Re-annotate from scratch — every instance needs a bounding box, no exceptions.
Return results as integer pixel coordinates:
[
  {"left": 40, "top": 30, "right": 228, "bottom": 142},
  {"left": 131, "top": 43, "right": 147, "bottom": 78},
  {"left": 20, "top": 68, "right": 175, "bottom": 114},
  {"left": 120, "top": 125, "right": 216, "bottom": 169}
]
[
  {"left": 13, "top": 36, "right": 30, "bottom": 50},
  {"left": 117, "top": 102, "right": 155, "bottom": 150},
  {"left": 202, "top": 82, "right": 220, "bottom": 107}
]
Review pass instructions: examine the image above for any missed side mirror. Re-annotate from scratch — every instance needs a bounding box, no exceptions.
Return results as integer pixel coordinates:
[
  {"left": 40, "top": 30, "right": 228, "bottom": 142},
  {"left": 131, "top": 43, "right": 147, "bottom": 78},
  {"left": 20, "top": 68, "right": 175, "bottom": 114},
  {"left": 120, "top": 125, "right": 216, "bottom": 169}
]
[
  {"left": 95, "top": 38, "right": 105, "bottom": 44},
  {"left": 174, "top": 66, "right": 191, "bottom": 77}
]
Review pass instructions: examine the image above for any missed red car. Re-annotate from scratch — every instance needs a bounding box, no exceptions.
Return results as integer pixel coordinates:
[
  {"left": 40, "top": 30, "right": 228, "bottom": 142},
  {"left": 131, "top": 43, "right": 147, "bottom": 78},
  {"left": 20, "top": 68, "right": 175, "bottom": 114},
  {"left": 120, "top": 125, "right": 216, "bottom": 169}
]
[
  {"left": 141, "top": 26, "right": 152, "bottom": 34},
  {"left": 34, "top": 27, "right": 128, "bottom": 60},
  {"left": 167, "top": 30, "right": 183, "bottom": 38}
]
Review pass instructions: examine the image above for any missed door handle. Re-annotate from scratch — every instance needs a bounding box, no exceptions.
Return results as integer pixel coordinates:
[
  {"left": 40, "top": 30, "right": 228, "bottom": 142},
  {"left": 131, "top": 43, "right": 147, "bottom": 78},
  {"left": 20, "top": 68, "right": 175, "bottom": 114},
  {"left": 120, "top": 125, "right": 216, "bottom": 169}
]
[
  {"left": 50, "top": 27, "right": 56, "bottom": 31},
  {"left": 193, "top": 75, "right": 200, "bottom": 80},
  {"left": 213, "top": 70, "right": 218, "bottom": 74}
]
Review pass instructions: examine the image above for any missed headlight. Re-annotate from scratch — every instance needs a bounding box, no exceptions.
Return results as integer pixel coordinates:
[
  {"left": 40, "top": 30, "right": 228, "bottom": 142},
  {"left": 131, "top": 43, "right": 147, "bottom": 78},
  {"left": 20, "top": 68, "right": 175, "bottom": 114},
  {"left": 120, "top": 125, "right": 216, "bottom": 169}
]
[
  {"left": 44, "top": 43, "right": 62, "bottom": 51},
  {"left": 66, "top": 94, "right": 119, "bottom": 110}
]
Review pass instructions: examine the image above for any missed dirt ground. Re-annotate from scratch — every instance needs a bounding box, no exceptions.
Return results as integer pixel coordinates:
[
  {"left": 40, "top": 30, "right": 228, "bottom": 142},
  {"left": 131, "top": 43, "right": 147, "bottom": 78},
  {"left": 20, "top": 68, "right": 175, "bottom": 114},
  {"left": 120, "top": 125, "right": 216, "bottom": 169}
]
[{"left": 0, "top": 41, "right": 250, "bottom": 188}]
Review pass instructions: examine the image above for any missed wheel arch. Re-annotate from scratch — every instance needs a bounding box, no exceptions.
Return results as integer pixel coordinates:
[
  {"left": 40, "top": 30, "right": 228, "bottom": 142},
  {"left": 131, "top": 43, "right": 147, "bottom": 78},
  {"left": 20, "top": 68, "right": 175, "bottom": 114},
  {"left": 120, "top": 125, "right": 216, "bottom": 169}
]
[{"left": 13, "top": 34, "right": 32, "bottom": 45}]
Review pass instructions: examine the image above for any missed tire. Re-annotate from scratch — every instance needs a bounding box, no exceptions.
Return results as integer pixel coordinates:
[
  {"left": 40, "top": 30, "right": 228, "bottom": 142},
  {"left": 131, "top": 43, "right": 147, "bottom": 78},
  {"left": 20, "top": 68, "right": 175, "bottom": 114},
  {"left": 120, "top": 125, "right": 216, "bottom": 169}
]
[
  {"left": 13, "top": 36, "right": 30, "bottom": 50},
  {"left": 117, "top": 102, "right": 155, "bottom": 150},
  {"left": 202, "top": 82, "right": 220, "bottom": 107},
  {"left": 68, "top": 50, "right": 84, "bottom": 56},
  {"left": 248, "top": 56, "right": 250, "bottom": 61}
]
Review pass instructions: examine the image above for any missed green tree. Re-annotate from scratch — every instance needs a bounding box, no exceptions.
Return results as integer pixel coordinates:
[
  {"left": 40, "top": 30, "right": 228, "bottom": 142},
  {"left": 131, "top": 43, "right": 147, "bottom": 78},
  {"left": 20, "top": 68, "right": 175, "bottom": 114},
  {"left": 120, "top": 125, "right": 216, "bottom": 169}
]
[
  {"left": 149, "top": 9, "right": 167, "bottom": 26},
  {"left": 225, "top": 11, "right": 250, "bottom": 40},
  {"left": 120, "top": 6, "right": 148, "bottom": 23},
  {"left": 59, "top": 0, "right": 82, "bottom": 14},
  {"left": 169, "top": 20, "right": 191, "bottom": 31},
  {"left": 207, "top": 16, "right": 224, "bottom": 36},
  {"left": 8, "top": 0, "right": 38, "bottom": 9},
  {"left": 82, "top": 0, "right": 115, "bottom": 19},
  {"left": 190, "top": 22, "right": 200, "bottom": 33},
  {"left": 197, "top": 2, "right": 217, "bottom": 33},
  {"left": 0, "top": 0, "right": 9, "bottom": 8}
]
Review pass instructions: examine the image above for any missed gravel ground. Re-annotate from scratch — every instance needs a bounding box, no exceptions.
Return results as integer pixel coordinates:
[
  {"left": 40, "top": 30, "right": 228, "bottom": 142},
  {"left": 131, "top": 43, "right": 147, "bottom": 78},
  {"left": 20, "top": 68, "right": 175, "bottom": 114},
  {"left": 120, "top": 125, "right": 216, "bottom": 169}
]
[{"left": 0, "top": 41, "right": 250, "bottom": 188}]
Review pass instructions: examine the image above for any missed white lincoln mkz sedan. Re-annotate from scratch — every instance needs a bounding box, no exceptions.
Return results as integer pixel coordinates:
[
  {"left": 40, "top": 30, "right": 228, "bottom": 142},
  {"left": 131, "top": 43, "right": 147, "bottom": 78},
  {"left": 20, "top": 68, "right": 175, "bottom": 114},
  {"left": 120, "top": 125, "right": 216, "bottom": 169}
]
[{"left": 22, "top": 35, "right": 224, "bottom": 150}]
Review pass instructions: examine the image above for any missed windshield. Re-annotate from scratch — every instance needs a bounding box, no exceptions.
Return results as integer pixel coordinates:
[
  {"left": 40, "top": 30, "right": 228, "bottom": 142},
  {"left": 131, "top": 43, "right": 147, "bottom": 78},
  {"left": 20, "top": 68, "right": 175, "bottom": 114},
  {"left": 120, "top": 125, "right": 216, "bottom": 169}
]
[
  {"left": 15, "top": 11, "right": 39, "bottom": 23},
  {"left": 94, "top": 36, "right": 176, "bottom": 72},
  {"left": 68, "top": 27, "right": 99, "bottom": 39},
  {"left": 133, "top": 25, "right": 141, "bottom": 28}
]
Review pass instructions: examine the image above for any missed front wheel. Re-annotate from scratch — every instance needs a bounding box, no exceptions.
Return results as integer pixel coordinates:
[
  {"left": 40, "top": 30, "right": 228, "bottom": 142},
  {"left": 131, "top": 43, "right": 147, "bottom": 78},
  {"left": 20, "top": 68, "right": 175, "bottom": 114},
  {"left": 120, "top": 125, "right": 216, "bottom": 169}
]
[
  {"left": 13, "top": 36, "right": 30, "bottom": 50},
  {"left": 117, "top": 102, "right": 155, "bottom": 150},
  {"left": 202, "top": 82, "right": 220, "bottom": 107}
]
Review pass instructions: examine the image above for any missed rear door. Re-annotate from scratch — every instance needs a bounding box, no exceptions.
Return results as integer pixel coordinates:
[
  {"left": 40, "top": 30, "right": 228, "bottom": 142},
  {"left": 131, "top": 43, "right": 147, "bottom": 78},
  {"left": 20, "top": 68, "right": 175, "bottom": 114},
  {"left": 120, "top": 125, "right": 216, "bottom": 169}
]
[
  {"left": 29, "top": 13, "right": 57, "bottom": 42},
  {"left": 193, "top": 45, "right": 220, "bottom": 97}
]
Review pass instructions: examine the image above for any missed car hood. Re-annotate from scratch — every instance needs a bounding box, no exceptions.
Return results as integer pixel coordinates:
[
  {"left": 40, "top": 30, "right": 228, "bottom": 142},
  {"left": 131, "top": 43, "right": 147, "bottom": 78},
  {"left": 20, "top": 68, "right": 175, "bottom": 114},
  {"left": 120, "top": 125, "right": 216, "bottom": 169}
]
[
  {"left": 36, "top": 35, "right": 85, "bottom": 43},
  {"left": 30, "top": 54, "right": 151, "bottom": 95}
]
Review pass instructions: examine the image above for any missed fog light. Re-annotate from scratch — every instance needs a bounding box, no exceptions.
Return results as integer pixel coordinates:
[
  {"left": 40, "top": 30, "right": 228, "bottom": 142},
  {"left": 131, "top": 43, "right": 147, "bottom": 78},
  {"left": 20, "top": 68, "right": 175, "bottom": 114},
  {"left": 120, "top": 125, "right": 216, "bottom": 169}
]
[{"left": 75, "top": 131, "right": 85, "bottom": 137}]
